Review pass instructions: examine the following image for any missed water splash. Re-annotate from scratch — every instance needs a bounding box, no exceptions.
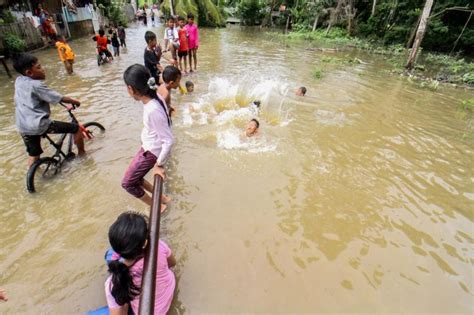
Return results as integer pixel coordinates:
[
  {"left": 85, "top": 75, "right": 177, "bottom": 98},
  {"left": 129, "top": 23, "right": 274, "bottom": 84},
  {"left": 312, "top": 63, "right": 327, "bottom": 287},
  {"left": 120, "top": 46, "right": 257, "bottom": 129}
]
[{"left": 181, "top": 77, "right": 291, "bottom": 153}]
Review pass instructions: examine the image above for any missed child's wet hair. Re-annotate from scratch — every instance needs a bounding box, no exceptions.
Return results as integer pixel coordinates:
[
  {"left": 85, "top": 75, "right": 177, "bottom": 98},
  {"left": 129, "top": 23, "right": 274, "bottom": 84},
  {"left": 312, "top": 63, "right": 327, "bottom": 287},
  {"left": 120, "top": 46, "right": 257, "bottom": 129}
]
[
  {"left": 253, "top": 100, "right": 261, "bottom": 108},
  {"left": 300, "top": 86, "right": 307, "bottom": 95},
  {"left": 167, "top": 16, "right": 175, "bottom": 22},
  {"left": 108, "top": 211, "right": 148, "bottom": 260},
  {"left": 123, "top": 64, "right": 156, "bottom": 98},
  {"left": 162, "top": 66, "right": 181, "bottom": 83},
  {"left": 185, "top": 81, "right": 194, "bottom": 88},
  {"left": 99, "top": 29, "right": 105, "bottom": 36},
  {"left": 12, "top": 53, "right": 38, "bottom": 75},
  {"left": 177, "top": 15, "right": 185, "bottom": 22},
  {"left": 251, "top": 118, "right": 260, "bottom": 128},
  {"left": 144, "top": 31, "right": 156, "bottom": 44},
  {"left": 107, "top": 211, "right": 148, "bottom": 305},
  {"left": 187, "top": 13, "right": 194, "bottom": 19}
]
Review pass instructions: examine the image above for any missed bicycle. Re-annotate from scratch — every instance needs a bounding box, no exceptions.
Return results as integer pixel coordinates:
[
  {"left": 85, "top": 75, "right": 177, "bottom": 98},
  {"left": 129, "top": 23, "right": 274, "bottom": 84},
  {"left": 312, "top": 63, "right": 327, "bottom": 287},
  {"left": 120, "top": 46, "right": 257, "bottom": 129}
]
[{"left": 26, "top": 103, "right": 105, "bottom": 193}]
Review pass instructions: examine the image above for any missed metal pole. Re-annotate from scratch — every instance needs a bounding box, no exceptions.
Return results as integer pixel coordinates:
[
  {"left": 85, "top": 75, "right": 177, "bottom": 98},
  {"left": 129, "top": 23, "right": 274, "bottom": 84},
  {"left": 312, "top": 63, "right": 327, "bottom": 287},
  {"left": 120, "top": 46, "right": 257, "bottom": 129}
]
[{"left": 138, "top": 174, "right": 163, "bottom": 315}]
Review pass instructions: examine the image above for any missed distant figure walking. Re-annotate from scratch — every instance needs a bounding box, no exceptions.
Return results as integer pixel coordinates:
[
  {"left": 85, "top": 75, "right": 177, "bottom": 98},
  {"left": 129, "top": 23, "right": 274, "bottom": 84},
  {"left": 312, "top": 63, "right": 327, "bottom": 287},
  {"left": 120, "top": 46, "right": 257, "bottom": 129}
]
[{"left": 118, "top": 25, "right": 126, "bottom": 47}]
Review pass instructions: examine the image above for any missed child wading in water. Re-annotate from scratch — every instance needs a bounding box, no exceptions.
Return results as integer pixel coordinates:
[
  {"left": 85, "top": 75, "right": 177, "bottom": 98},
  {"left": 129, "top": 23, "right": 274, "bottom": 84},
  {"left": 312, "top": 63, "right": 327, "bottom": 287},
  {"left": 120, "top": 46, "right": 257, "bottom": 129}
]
[
  {"left": 13, "top": 53, "right": 84, "bottom": 167},
  {"left": 177, "top": 16, "right": 189, "bottom": 73},
  {"left": 105, "top": 212, "right": 176, "bottom": 314},
  {"left": 184, "top": 13, "right": 199, "bottom": 72},
  {"left": 55, "top": 36, "right": 75, "bottom": 74},
  {"left": 110, "top": 28, "right": 120, "bottom": 57},
  {"left": 158, "top": 66, "right": 182, "bottom": 116},
  {"left": 121, "top": 64, "right": 177, "bottom": 210},
  {"left": 144, "top": 31, "right": 163, "bottom": 84}
]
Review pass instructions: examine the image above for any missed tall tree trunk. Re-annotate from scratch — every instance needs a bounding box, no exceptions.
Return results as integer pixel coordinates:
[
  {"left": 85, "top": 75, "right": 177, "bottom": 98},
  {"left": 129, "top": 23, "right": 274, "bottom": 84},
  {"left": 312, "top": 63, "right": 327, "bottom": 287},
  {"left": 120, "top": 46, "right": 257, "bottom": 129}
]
[
  {"left": 169, "top": 0, "right": 174, "bottom": 16},
  {"left": 371, "top": 0, "right": 377, "bottom": 17},
  {"left": 406, "top": 0, "right": 434, "bottom": 70},
  {"left": 312, "top": 14, "right": 319, "bottom": 31},
  {"left": 325, "top": 0, "right": 343, "bottom": 35},
  {"left": 406, "top": 14, "right": 422, "bottom": 48},
  {"left": 285, "top": 14, "right": 291, "bottom": 34}
]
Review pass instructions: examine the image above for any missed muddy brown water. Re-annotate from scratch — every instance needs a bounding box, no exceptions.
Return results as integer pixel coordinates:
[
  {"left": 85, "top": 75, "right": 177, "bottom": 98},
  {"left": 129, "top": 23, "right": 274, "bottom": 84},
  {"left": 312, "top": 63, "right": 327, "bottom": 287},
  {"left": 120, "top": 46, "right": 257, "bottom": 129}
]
[{"left": 0, "top": 24, "right": 473, "bottom": 314}]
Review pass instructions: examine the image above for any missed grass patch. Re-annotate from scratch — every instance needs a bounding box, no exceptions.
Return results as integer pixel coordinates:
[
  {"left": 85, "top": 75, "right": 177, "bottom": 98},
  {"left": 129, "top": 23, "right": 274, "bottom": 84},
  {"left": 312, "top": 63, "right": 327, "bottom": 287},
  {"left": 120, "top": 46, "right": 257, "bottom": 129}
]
[
  {"left": 313, "top": 68, "right": 324, "bottom": 80},
  {"left": 286, "top": 28, "right": 473, "bottom": 87}
]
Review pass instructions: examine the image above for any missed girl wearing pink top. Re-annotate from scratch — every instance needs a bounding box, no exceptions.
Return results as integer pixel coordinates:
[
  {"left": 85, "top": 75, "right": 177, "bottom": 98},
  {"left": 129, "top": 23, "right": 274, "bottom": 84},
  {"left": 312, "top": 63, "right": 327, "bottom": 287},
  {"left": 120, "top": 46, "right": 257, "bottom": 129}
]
[
  {"left": 105, "top": 212, "right": 176, "bottom": 315},
  {"left": 184, "top": 13, "right": 199, "bottom": 72}
]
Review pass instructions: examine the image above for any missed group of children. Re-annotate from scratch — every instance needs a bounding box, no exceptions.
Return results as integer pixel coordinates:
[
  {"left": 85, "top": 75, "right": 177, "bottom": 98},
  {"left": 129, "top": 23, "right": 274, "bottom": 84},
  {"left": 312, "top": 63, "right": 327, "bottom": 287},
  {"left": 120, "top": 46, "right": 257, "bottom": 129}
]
[
  {"left": 10, "top": 13, "right": 310, "bottom": 312},
  {"left": 162, "top": 13, "right": 199, "bottom": 74},
  {"left": 11, "top": 49, "right": 180, "bottom": 313}
]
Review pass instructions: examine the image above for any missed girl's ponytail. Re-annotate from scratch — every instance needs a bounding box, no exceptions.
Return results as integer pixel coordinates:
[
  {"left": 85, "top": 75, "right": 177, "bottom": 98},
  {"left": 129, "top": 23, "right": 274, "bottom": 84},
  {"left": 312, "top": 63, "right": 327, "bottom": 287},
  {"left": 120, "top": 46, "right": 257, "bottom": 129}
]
[
  {"left": 107, "top": 212, "right": 148, "bottom": 306},
  {"left": 108, "top": 259, "right": 140, "bottom": 305}
]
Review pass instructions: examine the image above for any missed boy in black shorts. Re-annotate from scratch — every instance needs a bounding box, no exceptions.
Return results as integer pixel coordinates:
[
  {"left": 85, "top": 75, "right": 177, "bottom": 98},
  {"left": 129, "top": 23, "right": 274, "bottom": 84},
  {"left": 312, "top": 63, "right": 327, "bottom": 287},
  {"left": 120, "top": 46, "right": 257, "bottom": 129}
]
[
  {"left": 144, "top": 31, "right": 163, "bottom": 83},
  {"left": 13, "top": 53, "right": 84, "bottom": 167}
]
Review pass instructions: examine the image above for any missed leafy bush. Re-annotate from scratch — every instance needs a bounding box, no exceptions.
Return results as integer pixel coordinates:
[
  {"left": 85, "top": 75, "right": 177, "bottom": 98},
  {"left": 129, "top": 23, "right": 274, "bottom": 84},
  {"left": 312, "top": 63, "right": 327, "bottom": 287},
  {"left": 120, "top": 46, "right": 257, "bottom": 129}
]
[
  {"left": 313, "top": 68, "right": 323, "bottom": 79},
  {"left": 463, "top": 73, "right": 474, "bottom": 85},
  {"left": 108, "top": 6, "right": 128, "bottom": 27},
  {"left": 237, "top": 0, "right": 264, "bottom": 25},
  {"left": 3, "top": 32, "right": 26, "bottom": 54},
  {"left": 0, "top": 9, "right": 16, "bottom": 24}
]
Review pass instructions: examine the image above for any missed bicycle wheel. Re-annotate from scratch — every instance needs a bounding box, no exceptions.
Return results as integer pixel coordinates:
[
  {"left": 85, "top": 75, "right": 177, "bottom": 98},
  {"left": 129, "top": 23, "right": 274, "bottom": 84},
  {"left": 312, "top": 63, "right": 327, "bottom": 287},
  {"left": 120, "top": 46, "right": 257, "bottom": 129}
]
[
  {"left": 27, "top": 157, "right": 60, "bottom": 193},
  {"left": 83, "top": 122, "right": 105, "bottom": 139}
]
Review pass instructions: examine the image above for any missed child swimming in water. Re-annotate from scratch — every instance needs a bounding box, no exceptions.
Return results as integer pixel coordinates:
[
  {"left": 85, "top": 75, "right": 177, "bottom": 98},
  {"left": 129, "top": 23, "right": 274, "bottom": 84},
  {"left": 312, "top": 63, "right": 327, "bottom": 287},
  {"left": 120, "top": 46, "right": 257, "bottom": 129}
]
[
  {"left": 105, "top": 211, "right": 176, "bottom": 314},
  {"left": 121, "top": 64, "right": 173, "bottom": 211},
  {"left": 185, "top": 81, "right": 194, "bottom": 93},
  {"left": 296, "top": 86, "right": 307, "bottom": 96},
  {"left": 244, "top": 118, "right": 259, "bottom": 138}
]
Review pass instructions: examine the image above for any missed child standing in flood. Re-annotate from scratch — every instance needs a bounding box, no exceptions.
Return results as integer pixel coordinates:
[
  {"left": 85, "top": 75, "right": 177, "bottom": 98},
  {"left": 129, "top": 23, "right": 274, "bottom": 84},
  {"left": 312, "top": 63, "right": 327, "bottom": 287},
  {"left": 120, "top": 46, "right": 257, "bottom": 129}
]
[
  {"left": 55, "top": 35, "right": 75, "bottom": 74},
  {"left": 185, "top": 13, "right": 199, "bottom": 72},
  {"left": 177, "top": 16, "right": 189, "bottom": 73},
  {"left": 121, "top": 64, "right": 178, "bottom": 210}
]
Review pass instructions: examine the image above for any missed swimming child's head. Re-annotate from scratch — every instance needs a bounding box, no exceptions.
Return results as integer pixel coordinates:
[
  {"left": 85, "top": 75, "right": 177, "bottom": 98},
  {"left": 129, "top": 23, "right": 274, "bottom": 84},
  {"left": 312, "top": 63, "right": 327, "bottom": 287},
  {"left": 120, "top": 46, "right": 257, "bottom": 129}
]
[
  {"left": 107, "top": 211, "right": 147, "bottom": 305},
  {"left": 185, "top": 81, "right": 194, "bottom": 93},
  {"left": 187, "top": 13, "right": 194, "bottom": 24},
  {"left": 252, "top": 100, "right": 261, "bottom": 108},
  {"left": 245, "top": 118, "right": 260, "bottom": 137},
  {"left": 99, "top": 29, "right": 105, "bottom": 36},
  {"left": 296, "top": 86, "right": 307, "bottom": 96},
  {"left": 12, "top": 53, "right": 45, "bottom": 79},
  {"left": 144, "top": 30, "right": 157, "bottom": 47},
  {"left": 162, "top": 66, "right": 182, "bottom": 89},
  {"left": 177, "top": 15, "right": 185, "bottom": 27},
  {"left": 123, "top": 64, "right": 158, "bottom": 101},
  {"left": 167, "top": 16, "right": 175, "bottom": 28}
]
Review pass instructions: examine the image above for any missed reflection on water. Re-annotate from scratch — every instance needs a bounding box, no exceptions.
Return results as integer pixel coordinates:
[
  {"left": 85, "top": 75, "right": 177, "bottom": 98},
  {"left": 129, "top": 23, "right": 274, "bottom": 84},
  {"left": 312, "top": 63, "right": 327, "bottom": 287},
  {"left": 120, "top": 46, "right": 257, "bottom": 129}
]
[{"left": 0, "top": 24, "right": 473, "bottom": 314}]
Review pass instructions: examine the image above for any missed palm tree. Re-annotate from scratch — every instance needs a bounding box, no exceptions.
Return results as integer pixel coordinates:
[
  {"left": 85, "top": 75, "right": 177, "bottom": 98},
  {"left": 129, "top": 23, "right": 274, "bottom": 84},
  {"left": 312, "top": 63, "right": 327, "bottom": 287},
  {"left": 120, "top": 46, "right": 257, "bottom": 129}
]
[{"left": 161, "top": 0, "right": 226, "bottom": 26}]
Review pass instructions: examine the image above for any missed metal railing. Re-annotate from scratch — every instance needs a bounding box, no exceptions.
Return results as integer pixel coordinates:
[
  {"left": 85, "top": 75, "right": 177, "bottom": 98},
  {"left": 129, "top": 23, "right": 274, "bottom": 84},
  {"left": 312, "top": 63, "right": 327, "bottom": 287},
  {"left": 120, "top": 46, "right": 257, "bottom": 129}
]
[{"left": 138, "top": 174, "right": 163, "bottom": 315}]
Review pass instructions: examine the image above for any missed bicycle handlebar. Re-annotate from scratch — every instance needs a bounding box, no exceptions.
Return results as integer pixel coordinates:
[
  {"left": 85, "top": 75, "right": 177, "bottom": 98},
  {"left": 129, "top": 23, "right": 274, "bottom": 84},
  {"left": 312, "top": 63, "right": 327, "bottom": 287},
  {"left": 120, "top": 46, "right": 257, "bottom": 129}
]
[{"left": 59, "top": 102, "right": 78, "bottom": 111}]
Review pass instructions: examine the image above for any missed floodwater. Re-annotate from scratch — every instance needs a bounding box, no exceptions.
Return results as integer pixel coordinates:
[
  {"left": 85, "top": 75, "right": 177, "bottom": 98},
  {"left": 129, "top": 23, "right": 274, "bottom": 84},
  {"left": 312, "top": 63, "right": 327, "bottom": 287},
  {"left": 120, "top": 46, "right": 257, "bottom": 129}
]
[{"left": 0, "top": 23, "right": 473, "bottom": 314}]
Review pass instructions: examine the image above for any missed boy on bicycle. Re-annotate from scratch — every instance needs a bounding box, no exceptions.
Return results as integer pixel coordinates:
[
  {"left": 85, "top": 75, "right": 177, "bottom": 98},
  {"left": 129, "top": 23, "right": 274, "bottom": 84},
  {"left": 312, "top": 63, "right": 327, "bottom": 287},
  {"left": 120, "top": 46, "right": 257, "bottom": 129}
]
[{"left": 13, "top": 53, "right": 84, "bottom": 167}]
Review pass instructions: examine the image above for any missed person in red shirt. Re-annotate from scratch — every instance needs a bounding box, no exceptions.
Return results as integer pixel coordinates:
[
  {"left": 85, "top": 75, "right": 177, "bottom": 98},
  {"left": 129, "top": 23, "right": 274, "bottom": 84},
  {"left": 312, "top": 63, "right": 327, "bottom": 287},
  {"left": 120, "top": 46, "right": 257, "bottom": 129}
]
[
  {"left": 92, "top": 29, "right": 113, "bottom": 62},
  {"left": 177, "top": 16, "right": 189, "bottom": 74}
]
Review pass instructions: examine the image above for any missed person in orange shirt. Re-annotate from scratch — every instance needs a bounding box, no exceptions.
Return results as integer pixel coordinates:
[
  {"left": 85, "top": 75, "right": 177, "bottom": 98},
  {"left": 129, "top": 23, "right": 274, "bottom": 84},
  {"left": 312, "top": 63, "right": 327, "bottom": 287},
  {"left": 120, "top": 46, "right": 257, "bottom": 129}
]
[
  {"left": 55, "top": 36, "right": 75, "bottom": 74},
  {"left": 92, "top": 29, "right": 113, "bottom": 63}
]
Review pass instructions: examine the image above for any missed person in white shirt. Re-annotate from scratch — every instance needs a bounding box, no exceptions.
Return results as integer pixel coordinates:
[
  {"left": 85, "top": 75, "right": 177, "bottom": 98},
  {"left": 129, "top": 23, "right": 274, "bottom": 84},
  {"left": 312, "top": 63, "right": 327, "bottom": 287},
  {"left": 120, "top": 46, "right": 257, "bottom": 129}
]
[
  {"left": 163, "top": 16, "right": 179, "bottom": 62},
  {"left": 121, "top": 64, "right": 181, "bottom": 211}
]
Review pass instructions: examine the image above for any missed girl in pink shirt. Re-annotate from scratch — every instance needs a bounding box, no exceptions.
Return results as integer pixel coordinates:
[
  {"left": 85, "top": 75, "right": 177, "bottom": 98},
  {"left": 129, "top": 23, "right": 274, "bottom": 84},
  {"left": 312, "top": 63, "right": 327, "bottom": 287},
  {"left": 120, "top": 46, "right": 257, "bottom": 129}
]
[
  {"left": 184, "top": 13, "right": 199, "bottom": 72},
  {"left": 105, "top": 212, "right": 176, "bottom": 315}
]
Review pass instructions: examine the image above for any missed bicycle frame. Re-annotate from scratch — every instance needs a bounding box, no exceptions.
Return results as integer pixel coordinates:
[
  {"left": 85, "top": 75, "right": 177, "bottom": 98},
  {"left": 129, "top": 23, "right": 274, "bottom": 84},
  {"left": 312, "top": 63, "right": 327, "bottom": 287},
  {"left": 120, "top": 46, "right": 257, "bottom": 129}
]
[{"left": 42, "top": 105, "right": 79, "bottom": 165}]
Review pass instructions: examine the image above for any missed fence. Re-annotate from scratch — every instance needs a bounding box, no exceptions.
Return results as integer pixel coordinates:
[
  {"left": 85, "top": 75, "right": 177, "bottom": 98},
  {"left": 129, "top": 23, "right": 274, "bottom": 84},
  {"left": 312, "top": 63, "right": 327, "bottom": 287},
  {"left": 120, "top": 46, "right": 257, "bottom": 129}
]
[{"left": 0, "top": 19, "right": 44, "bottom": 53}]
